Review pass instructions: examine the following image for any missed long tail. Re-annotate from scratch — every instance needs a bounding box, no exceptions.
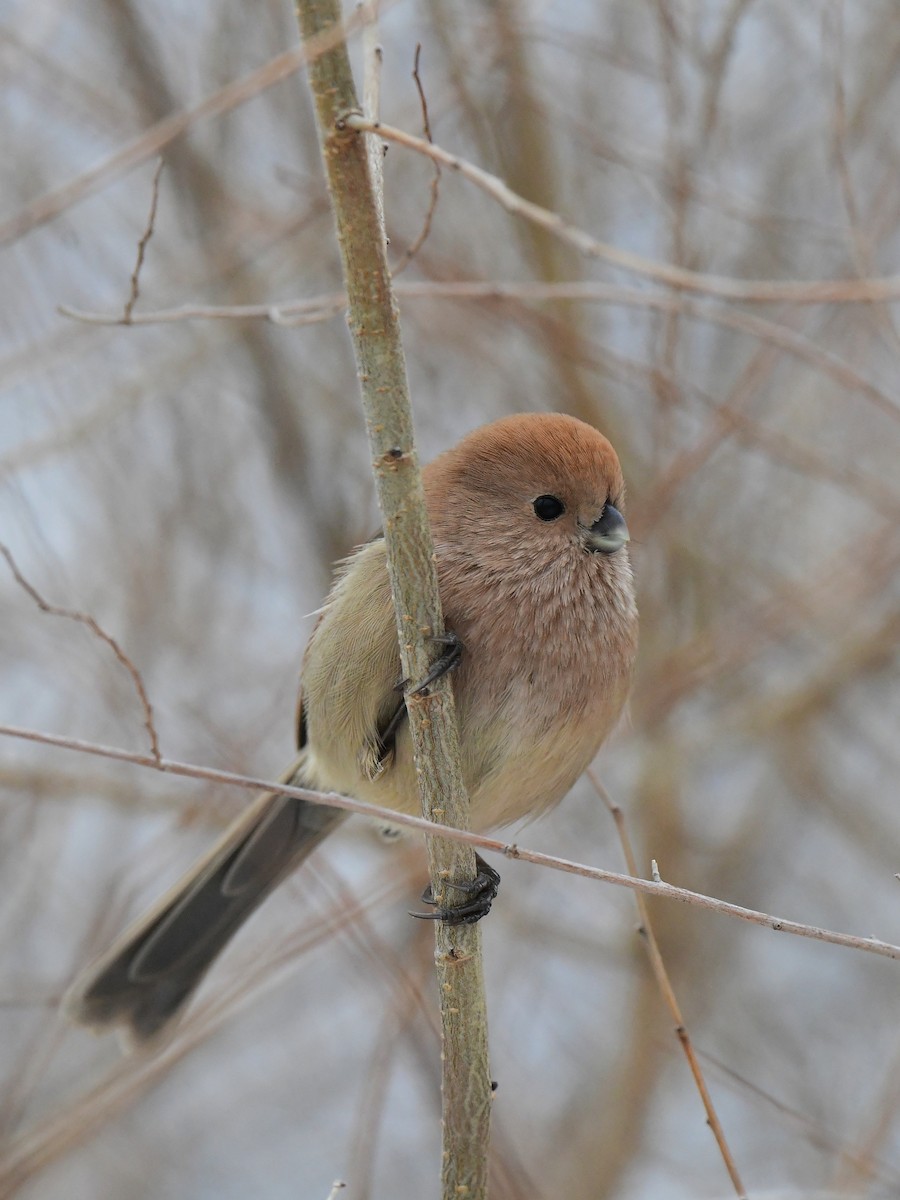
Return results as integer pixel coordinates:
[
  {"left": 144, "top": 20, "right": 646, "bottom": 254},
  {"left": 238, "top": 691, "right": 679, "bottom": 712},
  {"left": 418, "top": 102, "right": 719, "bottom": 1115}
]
[{"left": 64, "top": 762, "right": 346, "bottom": 1048}]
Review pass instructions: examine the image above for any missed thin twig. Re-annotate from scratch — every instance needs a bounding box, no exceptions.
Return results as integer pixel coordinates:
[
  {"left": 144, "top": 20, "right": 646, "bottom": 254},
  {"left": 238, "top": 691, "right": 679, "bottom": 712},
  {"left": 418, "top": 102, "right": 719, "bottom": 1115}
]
[
  {"left": 697, "top": 1044, "right": 900, "bottom": 1187},
  {"left": 0, "top": 544, "right": 160, "bottom": 761},
  {"left": 589, "top": 770, "right": 747, "bottom": 1198},
  {"left": 0, "top": 879, "right": 408, "bottom": 1195},
  {"left": 58, "top": 279, "right": 900, "bottom": 424},
  {"left": 0, "top": 4, "right": 388, "bottom": 248},
  {"left": 700, "top": 0, "right": 753, "bottom": 140},
  {"left": 11, "top": 18, "right": 900, "bottom": 307},
  {"left": 391, "top": 43, "right": 442, "bottom": 275},
  {"left": 344, "top": 113, "right": 900, "bottom": 304},
  {"left": 412, "top": 43, "right": 433, "bottom": 142},
  {"left": 3, "top": 722, "right": 900, "bottom": 966},
  {"left": 827, "top": 1, "right": 900, "bottom": 353},
  {"left": 361, "top": 1, "right": 386, "bottom": 247},
  {"left": 59, "top": 295, "right": 348, "bottom": 326},
  {"left": 122, "top": 158, "right": 164, "bottom": 323},
  {"left": 831, "top": 1034, "right": 900, "bottom": 1191}
]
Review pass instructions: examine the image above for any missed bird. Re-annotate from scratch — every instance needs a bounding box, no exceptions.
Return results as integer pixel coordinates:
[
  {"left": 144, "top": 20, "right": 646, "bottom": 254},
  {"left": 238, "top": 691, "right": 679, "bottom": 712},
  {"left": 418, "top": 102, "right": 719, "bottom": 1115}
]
[{"left": 64, "top": 412, "right": 638, "bottom": 1047}]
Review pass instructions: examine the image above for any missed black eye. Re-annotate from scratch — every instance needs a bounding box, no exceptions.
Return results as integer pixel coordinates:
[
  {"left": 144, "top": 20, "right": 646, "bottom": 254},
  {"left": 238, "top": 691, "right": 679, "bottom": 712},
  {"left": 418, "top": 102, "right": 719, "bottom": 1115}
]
[{"left": 533, "top": 495, "right": 565, "bottom": 521}]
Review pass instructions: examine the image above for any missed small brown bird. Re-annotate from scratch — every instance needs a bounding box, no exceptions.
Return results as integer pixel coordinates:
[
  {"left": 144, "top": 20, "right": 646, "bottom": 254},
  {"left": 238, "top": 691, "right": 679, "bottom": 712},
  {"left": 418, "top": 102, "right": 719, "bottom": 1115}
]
[{"left": 65, "top": 413, "right": 638, "bottom": 1046}]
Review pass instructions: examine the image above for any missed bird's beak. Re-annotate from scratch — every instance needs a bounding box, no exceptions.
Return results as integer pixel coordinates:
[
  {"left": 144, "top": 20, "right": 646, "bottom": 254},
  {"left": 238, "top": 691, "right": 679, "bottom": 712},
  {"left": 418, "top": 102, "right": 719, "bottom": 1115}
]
[{"left": 583, "top": 503, "right": 630, "bottom": 554}]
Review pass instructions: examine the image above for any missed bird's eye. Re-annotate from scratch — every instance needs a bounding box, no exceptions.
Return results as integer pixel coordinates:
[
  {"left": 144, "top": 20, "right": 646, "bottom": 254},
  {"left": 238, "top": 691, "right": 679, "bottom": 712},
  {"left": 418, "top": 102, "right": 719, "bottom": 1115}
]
[{"left": 533, "top": 495, "right": 565, "bottom": 521}]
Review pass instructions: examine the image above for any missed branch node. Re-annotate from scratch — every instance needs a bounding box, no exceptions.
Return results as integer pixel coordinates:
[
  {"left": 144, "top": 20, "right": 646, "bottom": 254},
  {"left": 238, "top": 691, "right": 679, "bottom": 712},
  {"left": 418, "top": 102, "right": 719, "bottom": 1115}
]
[
  {"left": 334, "top": 107, "right": 366, "bottom": 138},
  {"left": 380, "top": 446, "right": 408, "bottom": 466}
]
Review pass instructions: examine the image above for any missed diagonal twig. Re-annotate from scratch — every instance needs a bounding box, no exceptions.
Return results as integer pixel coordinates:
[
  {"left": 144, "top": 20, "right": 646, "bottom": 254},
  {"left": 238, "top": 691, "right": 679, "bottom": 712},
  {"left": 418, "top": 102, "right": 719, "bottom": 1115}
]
[
  {"left": 0, "top": 4, "right": 389, "bottom": 248},
  {"left": 344, "top": 113, "right": 900, "bottom": 305},
  {"left": 0, "top": 544, "right": 160, "bottom": 762},
  {"left": 590, "top": 769, "right": 747, "bottom": 1198}
]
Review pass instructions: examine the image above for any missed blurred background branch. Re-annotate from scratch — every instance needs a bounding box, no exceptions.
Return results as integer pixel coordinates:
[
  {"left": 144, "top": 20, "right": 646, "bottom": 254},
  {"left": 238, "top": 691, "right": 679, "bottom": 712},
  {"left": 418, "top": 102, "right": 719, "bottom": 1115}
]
[{"left": 3, "top": 1, "right": 900, "bottom": 1198}]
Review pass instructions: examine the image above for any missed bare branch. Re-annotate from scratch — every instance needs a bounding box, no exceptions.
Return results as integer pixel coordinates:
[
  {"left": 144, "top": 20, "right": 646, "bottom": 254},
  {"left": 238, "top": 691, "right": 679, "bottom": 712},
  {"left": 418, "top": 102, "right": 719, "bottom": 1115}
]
[
  {"left": 122, "top": 158, "right": 164, "bottom": 324},
  {"left": 590, "top": 771, "right": 747, "bottom": 1199},
  {"left": 0, "top": 4, "right": 387, "bottom": 247},
  {"left": 3, "top": 722, "right": 900, "bottom": 967},
  {"left": 391, "top": 44, "right": 442, "bottom": 275},
  {"left": 345, "top": 114, "right": 900, "bottom": 304},
  {"left": 0, "top": 544, "right": 160, "bottom": 761},
  {"left": 293, "top": 1, "right": 490, "bottom": 1194},
  {"left": 361, "top": 1, "right": 386, "bottom": 246},
  {"left": 58, "top": 280, "right": 900, "bottom": 425}
]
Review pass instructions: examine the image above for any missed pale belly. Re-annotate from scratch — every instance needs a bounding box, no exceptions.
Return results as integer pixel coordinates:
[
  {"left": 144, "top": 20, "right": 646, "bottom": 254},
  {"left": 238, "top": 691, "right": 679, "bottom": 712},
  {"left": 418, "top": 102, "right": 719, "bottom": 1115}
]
[{"left": 303, "top": 682, "right": 623, "bottom": 834}]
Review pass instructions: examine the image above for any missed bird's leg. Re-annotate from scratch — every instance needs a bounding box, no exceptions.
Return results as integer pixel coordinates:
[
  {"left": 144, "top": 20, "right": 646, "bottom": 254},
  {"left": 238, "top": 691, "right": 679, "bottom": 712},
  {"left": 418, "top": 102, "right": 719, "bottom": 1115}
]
[
  {"left": 405, "top": 629, "right": 487, "bottom": 922},
  {"left": 373, "top": 633, "right": 465, "bottom": 773},
  {"left": 371, "top": 700, "right": 407, "bottom": 772},
  {"left": 411, "top": 854, "right": 501, "bottom": 925},
  {"left": 409, "top": 631, "right": 464, "bottom": 695}
]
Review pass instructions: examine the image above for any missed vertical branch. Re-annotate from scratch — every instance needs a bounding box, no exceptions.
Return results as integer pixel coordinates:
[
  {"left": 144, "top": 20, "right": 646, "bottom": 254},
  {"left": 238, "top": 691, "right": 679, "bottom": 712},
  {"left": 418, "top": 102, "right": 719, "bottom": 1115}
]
[
  {"left": 361, "top": 2, "right": 386, "bottom": 244},
  {"left": 291, "top": 3, "right": 491, "bottom": 1196}
]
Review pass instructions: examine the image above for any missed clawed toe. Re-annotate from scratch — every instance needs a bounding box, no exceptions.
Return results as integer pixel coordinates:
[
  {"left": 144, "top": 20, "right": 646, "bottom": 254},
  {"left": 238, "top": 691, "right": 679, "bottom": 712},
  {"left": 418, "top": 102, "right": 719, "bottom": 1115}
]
[
  {"left": 409, "top": 632, "right": 464, "bottom": 696},
  {"left": 410, "top": 854, "right": 500, "bottom": 925}
]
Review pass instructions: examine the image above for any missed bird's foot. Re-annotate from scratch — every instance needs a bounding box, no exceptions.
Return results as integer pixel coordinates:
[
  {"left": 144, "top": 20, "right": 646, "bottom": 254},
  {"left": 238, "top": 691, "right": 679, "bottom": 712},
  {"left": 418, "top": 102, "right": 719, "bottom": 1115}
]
[
  {"left": 410, "top": 854, "right": 500, "bottom": 925},
  {"left": 408, "top": 632, "right": 464, "bottom": 696}
]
